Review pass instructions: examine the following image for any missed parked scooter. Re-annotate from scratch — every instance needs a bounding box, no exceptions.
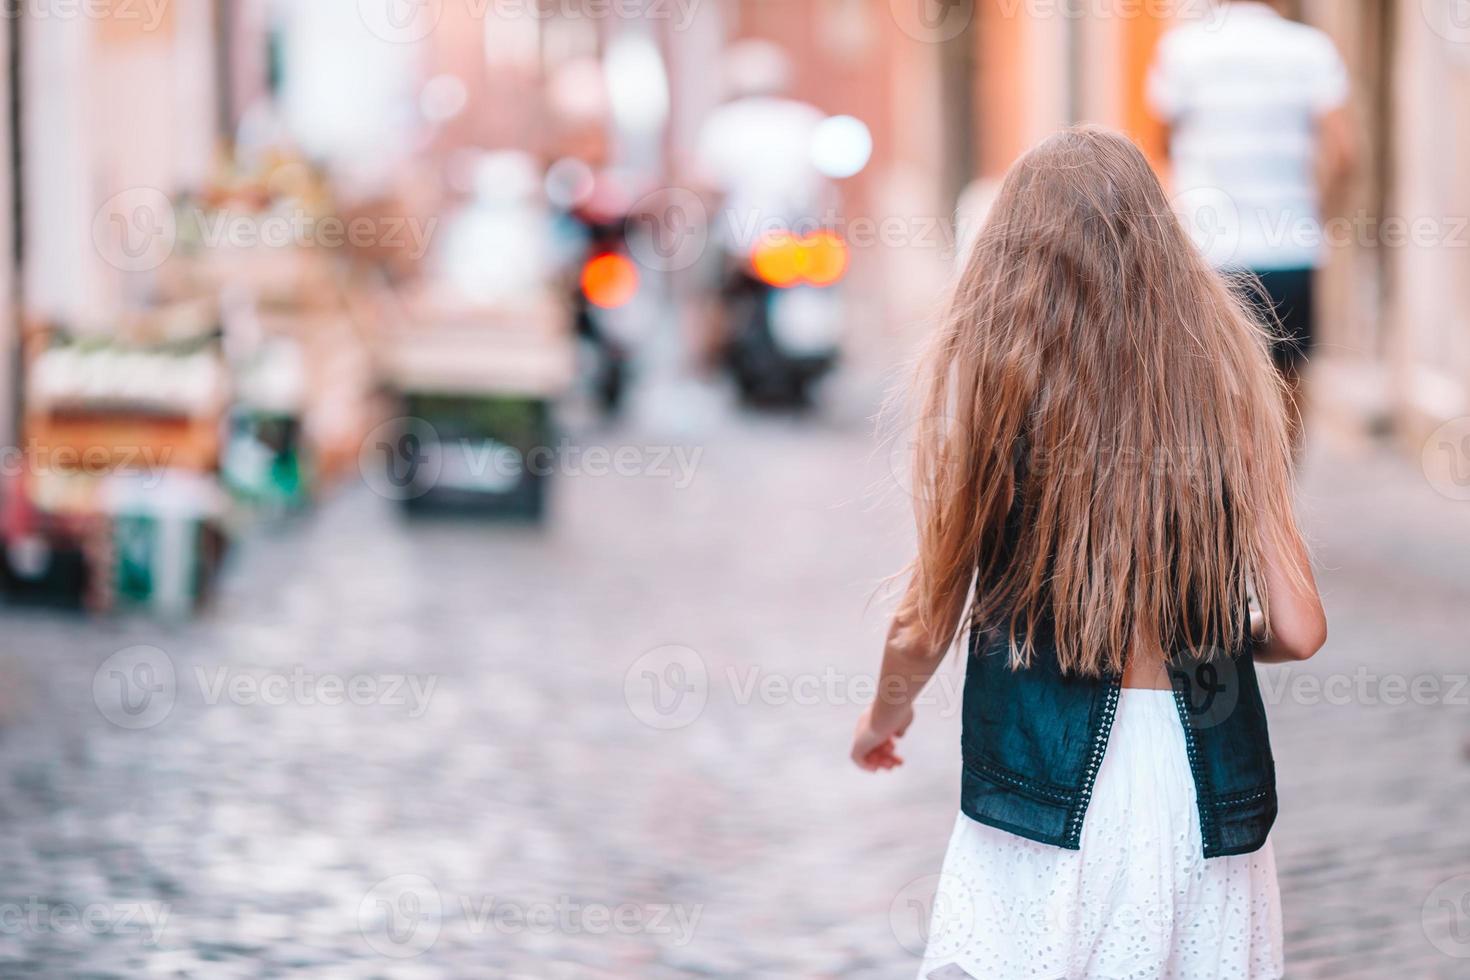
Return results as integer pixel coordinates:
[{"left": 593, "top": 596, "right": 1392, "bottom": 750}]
[
  {"left": 722, "top": 228, "right": 848, "bottom": 407},
  {"left": 561, "top": 182, "right": 640, "bottom": 419}
]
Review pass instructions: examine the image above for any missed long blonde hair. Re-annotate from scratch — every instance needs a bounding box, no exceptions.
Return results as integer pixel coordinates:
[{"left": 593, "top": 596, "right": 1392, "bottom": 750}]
[{"left": 906, "top": 126, "right": 1300, "bottom": 676}]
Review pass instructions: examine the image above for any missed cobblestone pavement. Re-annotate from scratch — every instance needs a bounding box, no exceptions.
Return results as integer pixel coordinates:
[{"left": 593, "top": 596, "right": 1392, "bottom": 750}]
[{"left": 0, "top": 388, "right": 1467, "bottom": 978}]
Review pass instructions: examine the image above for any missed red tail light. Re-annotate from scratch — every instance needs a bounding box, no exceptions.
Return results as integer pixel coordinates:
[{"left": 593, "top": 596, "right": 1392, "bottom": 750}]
[{"left": 581, "top": 253, "right": 639, "bottom": 308}]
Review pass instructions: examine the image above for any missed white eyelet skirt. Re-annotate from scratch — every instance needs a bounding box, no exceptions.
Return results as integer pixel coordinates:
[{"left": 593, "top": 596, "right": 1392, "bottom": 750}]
[{"left": 917, "top": 689, "right": 1284, "bottom": 980}]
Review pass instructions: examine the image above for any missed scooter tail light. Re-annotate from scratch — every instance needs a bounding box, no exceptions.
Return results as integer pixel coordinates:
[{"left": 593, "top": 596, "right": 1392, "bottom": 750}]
[
  {"left": 750, "top": 231, "right": 848, "bottom": 288},
  {"left": 803, "top": 231, "right": 849, "bottom": 287},
  {"left": 750, "top": 233, "right": 804, "bottom": 288},
  {"left": 582, "top": 252, "right": 639, "bottom": 309}
]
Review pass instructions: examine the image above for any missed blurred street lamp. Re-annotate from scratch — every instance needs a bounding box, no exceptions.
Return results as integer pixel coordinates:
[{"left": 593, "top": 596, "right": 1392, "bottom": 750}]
[
  {"left": 810, "top": 115, "right": 873, "bottom": 179},
  {"left": 604, "top": 32, "right": 670, "bottom": 140}
]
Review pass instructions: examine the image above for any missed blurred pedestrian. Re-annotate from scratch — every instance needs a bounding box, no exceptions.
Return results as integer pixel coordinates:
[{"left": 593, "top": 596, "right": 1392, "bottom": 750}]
[
  {"left": 851, "top": 128, "right": 1326, "bottom": 979},
  {"left": 1148, "top": 0, "right": 1356, "bottom": 452},
  {"left": 693, "top": 40, "right": 830, "bottom": 253}
]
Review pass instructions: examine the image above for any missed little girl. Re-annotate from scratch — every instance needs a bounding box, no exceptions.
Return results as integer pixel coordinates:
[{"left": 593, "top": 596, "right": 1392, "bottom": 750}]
[{"left": 852, "top": 128, "right": 1327, "bottom": 979}]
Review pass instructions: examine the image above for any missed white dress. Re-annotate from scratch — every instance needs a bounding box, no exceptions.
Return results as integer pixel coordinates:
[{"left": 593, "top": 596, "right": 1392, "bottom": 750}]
[{"left": 917, "top": 689, "right": 1284, "bottom": 980}]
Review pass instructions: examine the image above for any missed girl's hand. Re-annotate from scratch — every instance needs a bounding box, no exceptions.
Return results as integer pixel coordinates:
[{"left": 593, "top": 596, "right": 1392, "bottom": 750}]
[{"left": 850, "top": 702, "right": 914, "bottom": 772}]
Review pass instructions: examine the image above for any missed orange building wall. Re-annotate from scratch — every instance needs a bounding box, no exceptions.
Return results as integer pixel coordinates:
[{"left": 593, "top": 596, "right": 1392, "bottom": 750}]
[
  {"left": 1119, "top": 12, "right": 1170, "bottom": 168},
  {"left": 975, "top": 1, "right": 1033, "bottom": 178}
]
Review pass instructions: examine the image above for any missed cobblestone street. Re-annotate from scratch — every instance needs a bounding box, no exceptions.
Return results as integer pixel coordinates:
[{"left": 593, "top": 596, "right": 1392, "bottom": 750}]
[{"left": 0, "top": 391, "right": 1467, "bottom": 978}]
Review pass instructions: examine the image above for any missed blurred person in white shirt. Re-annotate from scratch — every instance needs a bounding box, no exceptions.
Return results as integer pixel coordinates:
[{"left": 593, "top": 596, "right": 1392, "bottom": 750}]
[
  {"left": 1149, "top": 0, "right": 1355, "bottom": 449},
  {"left": 694, "top": 40, "right": 831, "bottom": 253}
]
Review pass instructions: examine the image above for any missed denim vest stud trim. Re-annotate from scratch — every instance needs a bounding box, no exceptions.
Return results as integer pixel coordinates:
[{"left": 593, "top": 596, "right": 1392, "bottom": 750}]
[
  {"left": 1062, "top": 676, "right": 1121, "bottom": 849},
  {"left": 962, "top": 756, "right": 1076, "bottom": 806},
  {"left": 1169, "top": 677, "right": 1217, "bottom": 853}
]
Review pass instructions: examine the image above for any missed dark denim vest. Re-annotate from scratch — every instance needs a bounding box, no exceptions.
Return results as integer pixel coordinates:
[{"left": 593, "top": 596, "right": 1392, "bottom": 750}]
[{"left": 960, "top": 625, "right": 1278, "bottom": 858}]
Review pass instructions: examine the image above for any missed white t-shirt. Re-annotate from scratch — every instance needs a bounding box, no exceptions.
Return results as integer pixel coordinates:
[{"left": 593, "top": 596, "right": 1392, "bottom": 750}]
[{"left": 1148, "top": 2, "right": 1349, "bottom": 271}]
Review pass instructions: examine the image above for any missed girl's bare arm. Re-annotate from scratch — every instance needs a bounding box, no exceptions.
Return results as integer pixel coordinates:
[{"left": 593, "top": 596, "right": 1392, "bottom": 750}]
[
  {"left": 1252, "top": 527, "right": 1328, "bottom": 663},
  {"left": 851, "top": 581, "right": 967, "bottom": 771}
]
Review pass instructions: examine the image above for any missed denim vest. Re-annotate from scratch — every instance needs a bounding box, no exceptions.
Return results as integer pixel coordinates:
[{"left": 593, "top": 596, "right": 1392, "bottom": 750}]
[{"left": 959, "top": 625, "right": 1278, "bottom": 858}]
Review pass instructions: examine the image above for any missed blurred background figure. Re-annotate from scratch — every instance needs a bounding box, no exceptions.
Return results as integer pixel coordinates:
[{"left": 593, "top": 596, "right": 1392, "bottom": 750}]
[
  {"left": 1149, "top": 0, "right": 1357, "bottom": 450},
  {"left": 692, "top": 39, "right": 856, "bottom": 407},
  {"left": 690, "top": 40, "right": 870, "bottom": 408},
  {"left": 694, "top": 39, "right": 830, "bottom": 251}
]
